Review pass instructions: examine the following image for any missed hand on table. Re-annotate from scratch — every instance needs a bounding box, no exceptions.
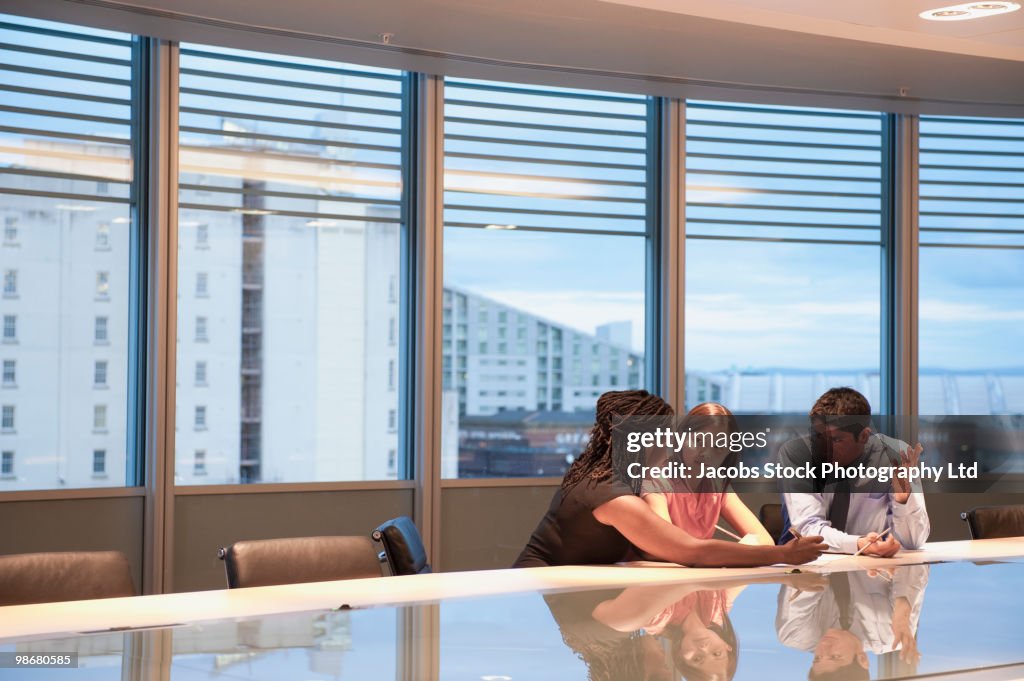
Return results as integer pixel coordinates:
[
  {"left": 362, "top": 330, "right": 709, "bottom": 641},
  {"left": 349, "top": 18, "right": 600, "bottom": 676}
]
[{"left": 857, "top": 532, "right": 902, "bottom": 557}]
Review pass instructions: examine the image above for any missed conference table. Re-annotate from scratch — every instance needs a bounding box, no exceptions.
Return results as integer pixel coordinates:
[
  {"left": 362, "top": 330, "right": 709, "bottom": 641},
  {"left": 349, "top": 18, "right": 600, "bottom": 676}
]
[{"left": 1, "top": 538, "right": 1024, "bottom": 680}]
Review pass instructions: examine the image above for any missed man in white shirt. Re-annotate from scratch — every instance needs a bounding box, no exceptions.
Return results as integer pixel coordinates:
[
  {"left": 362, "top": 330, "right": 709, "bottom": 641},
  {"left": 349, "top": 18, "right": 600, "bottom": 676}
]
[
  {"left": 778, "top": 388, "right": 930, "bottom": 556},
  {"left": 776, "top": 564, "right": 929, "bottom": 680}
]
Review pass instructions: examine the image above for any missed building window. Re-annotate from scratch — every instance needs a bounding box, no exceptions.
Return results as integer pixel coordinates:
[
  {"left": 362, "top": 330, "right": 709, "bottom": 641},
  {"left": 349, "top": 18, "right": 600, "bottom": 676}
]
[
  {"left": 387, "top": 448, "right": 396, "bottom": 472},
  {"left": 95, "top": 271, "right": 110, "bottom": 298},
  {"left": 1, "top": 450, "right": 12, "bottom": 476},
  {"left": 3, "top": 217, "right": 17, "bottom": 244},
  {"left": 0, "top": 15, "right": 135, "bottom": 492},
  {"left": 93, "top": 405, "right": 107, "bottom": 431},
  {"left": 175, "top": 43, "right": 405, "bottom": 485},
  {"left": 94, "top": 360, "right": 108, "bottom": 387},
  {"left": 194, "top": 449, "right": 207, "bottom": 475},
  {"left": 195, "top": 405, "right": 207, "bottom": 430},
  {"left": 94, "top": 316, "right": 108, "bottom": 343},
  {"left": 196, "top": 223, "right": 209, "bottom": 248},
  {"left": 387, "top": 409, "right": 397, "bottom": 432},
  {"left": 1, "top": 405, "right": 13, "bottom": 431},
  {"left": 96, "top": 223, "right": 110, "bottom": 249},
  {"left": 388, "top": 317, "right": 396, "bottom": 346},
  {"left": 3, "top": 269, "right": 16, "bottom": 297},
  {"left": 92, "top": 449, "right": 106, "bottom": 475},
  {"left": 388, "top": 359, "right": 396, "bottom": 391},
  {"left": 2, "top": 360, "right": 14, "bottom": 386}
]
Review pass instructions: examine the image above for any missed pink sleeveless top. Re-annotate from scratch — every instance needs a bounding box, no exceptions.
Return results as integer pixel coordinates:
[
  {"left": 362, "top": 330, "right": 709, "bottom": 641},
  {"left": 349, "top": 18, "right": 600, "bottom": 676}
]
[{"left": 642, "top": 476, "right": 727, "bottom": 540}]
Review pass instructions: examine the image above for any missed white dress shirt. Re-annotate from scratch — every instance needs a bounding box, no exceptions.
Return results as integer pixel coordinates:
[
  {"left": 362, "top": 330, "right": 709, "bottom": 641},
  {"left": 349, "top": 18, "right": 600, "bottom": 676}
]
[{"left": 781, "top": 433, "right": 930, "bottom": 554}]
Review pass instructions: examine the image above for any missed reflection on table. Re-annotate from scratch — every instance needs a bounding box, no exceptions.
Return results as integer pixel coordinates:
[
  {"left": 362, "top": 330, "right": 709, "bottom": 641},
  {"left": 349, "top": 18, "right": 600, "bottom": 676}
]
[{"left": 3, "top": 560, "right": 1024, "bottom": 680}]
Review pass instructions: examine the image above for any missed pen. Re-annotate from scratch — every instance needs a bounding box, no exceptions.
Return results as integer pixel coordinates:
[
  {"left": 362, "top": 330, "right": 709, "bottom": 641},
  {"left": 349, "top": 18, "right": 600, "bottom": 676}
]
[
  {"left": 852, "top": 527, "right": 892, "bottom": 557},
  {"left": 715, "top": 524, "right": 743, "bottom": 541}
]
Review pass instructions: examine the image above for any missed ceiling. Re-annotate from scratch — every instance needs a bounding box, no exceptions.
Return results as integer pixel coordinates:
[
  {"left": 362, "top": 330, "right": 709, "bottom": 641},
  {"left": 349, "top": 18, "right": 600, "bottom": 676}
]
[
  {"left": 599, "top": 0, "right": 1024, "bottom": 58},
  {"left": 13, "top": 0, "right": 1024, "bottom": 113}
]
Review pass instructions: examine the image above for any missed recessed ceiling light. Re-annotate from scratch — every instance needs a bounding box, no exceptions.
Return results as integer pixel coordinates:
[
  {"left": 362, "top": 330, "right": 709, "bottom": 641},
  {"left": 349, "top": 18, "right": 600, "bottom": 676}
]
[{"left": 920, "top": 1, "right": 1020, "bottom": 20}]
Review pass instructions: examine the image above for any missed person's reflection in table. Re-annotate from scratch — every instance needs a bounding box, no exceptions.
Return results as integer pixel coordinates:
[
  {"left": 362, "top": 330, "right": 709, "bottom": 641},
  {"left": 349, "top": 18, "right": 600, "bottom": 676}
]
[
  {"left": 545, "top": 575, "right": 820, "bottom": 681},
  {"left": 775, "top": 564, "right": 929, "bottom": 680}
]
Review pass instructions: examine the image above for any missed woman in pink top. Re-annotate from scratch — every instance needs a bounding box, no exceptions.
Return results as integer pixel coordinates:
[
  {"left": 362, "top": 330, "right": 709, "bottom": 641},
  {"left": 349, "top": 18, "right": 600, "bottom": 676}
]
[{"left": 642, "top": 402, "right": 774, "bottom": 546}]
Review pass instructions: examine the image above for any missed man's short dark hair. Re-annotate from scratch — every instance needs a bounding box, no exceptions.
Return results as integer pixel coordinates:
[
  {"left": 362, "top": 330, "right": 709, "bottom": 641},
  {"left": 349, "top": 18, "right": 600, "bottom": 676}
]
[
  {"left": 808, "top": 660, "right": 870, "bottom": 681},
  {"left": 810, "top": 387, "right": 871, "bottom": 436}
]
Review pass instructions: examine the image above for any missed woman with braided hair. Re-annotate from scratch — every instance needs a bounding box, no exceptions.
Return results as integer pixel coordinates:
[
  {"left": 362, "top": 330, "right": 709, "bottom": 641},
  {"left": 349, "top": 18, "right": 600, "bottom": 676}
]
[{"left": 514, "top": 390, "right": 825, "bottom": 568}]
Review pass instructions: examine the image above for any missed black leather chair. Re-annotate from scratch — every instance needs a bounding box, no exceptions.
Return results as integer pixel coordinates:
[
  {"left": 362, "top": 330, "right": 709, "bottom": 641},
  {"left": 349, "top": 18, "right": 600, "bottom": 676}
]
[
  {"left": 0, "top": 550, "right": 135, "bottom": 606},
  {"left": 759, "top": 503, "right": 785, "bottom": 544},
  {"left": 218, "top": 535, "right": 383, "bottom": 588},
  {"left": 372, "top": 516, "right": 431, "bottom": 576},
  {"left": 960, "top": 505, "right": 1024, "bottom": 539}
]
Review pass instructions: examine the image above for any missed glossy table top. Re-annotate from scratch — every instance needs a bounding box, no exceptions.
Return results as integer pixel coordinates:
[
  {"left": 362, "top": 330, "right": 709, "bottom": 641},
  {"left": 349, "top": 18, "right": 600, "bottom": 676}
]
[{"left": 2, "top": 539, "right": 1024, "bottom": 680}]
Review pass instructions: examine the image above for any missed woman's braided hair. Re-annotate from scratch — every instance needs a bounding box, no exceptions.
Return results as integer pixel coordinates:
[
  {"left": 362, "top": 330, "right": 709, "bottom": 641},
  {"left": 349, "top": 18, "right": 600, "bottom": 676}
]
[{"left": 561, "top": 389, "right": 674, "bottom": 492}]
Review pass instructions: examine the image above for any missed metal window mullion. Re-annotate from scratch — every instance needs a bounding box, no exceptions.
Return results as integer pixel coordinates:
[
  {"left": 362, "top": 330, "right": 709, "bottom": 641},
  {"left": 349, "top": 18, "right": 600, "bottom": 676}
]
[
  {"left": 140, "top": 38, "right": 179, "bottom": 596},
  {"left": 882, "top": 114, "right": 919, "bottom": 426},
  {"left": 654, "top": 98, "right": 686, "bottom": 409},
  {"left": 402, "top": 71, "right": 443, "bottom": 681}
]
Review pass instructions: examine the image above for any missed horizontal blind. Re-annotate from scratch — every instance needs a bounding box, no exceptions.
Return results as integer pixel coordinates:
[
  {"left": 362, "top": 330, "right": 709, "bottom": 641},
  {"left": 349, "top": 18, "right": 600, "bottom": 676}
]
[
  {"left": 685, "top": 101, "right": 883, "bottom": 246},
  {"left": 178, "top": 44, "right": 403, "bottom": 224},
  {"left": 0, "top": 16, "right": 133, "bottom": 204},
  {"left": 920, "top": 116, "right": 1024, "bottom": 249},
  {"left": 444, "top": 78, "right": 649, "bottom": 236}
]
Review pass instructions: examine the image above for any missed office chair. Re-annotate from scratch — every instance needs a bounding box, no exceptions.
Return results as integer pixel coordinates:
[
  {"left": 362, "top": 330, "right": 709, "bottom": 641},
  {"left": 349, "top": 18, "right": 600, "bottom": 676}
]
[
  {"left": 372, "top": 516, "right": 431, "bottom": 575},
  {"left": 0, "top": 550, "right": 135, "bottom": 606},
  {"left": 759, "top": 503, "right": 785, "bottom": 544},
  {"left": 960, "top": 505, "right": 1024, "bottom": 540},
  {"left": 218, "top": 535, "right": 383, "bottom": 588}
]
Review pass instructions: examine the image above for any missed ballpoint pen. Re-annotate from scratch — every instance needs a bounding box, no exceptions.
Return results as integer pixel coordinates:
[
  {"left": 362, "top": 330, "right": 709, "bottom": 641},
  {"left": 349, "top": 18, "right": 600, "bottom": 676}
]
[{"left": 853, "top": 527, "right": 892, "bottom": 557}]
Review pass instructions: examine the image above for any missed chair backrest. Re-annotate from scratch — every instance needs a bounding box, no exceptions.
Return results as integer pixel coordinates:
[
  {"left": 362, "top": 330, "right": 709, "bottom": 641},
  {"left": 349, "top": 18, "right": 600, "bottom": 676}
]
[
  {"left": 960, "top": 505, "right": 1024, "bottom": 540},
  {"left": 759, "top": 503, "right": 785, "bottom": 544},
  {"left": 218, "top": 535, "right": 383, "bottom": 589},
  {"left": 372, "top": 516, "right": 431, "bottom": 576},
  {"left": 0, "top": 550, "right": 135, "bottom": 606}
]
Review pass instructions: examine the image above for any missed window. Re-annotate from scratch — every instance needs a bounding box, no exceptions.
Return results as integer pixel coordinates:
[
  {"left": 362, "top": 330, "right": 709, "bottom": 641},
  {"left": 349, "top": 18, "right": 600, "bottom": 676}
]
[
  {"left": 2, "top": 360, "right": 14, "bottom": 386},
  {"left": 93, "top": 405, "right": 107, "bottom": 431},
  {"left": 1, "top": 405, "right": 13, "bottom": 431},
  {"left": 175, "top": 44, "right": 404, "bottom": 484},
  {"left": 194, "top": 405, "right": 207, "bottom": 430},
  {"left": 95, "top": 271, "right": 110, "bottom": 298},
  {"left": 92, "top": 449, "right": 106, "bottom": 475},
  {"left": 442, "top": 78, "right": 650, "bottom": 478},
  {"left": 2, "top": 315, "right": 14, "bottom": 342},
  {"left": 195, "top": 316, "right": 208, "bottom": 342},
  {"left": 918, "top": 116, "right": 1024, "bottom": 417},
  {"left": 195, "top": 360, "right": 207, "bottom": 385},
  {"left": 96, "top": 223, "right": 110, "bottom": 249},
  {"left": 387, "top": 409, "right": 397, "bottom": 432},
  {"left": 94, "top": 360, "right": 108, "bottom": 387},
  {"left": 684, "top": 102, "right": 883, "bottom": 414},
  {"left": 1, "top": 450, "right": 12, "bottom": 476},
  {"left": 94, "top": 316, "right": 108, "bottom": 343},
  {"left": 3, "top": 218, "right": 16, "bottom": 244},
  {"left": 194, "top": 449, "right": 207, "bottom": 475},
  {"left": 3, "top": 269, "right": 16, "bottom": 297}
]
